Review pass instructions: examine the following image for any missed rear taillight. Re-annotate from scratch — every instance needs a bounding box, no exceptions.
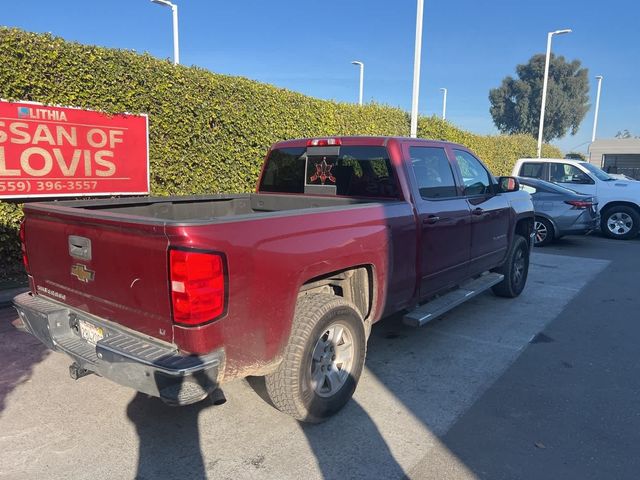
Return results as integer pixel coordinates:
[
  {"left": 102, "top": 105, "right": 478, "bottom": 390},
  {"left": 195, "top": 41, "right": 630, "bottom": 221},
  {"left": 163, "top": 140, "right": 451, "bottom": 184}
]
[
  {"left": 307, "top": 138, "right": 341, "bottom": 146},
  {"left": 169, "top": 249, "right": 226, "bottom": 326},
  {"left": 19, "top": 220, "right": 29, "bottom": 274},
  {"left": 565, "top": 200, "right": 593, "bottom": 209}
]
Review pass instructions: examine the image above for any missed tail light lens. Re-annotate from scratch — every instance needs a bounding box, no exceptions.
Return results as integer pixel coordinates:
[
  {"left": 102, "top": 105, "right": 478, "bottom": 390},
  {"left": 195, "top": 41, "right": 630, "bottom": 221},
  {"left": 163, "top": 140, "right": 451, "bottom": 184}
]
[
  {"left": 565, "top": 200, "right": 593, "bottom": 209},
  {"left": 169, "top": 249, "right": 226, "bottom": 326},
  {"left": 19, "top": 220, "right": 29, "bottom": 274}
]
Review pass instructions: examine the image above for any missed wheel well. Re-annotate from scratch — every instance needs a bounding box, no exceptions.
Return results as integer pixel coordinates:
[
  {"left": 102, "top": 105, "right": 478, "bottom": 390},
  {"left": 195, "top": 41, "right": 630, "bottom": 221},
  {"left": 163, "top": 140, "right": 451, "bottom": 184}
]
[
  {"left": 515, "top": 217, "right": 534, "bottom": 246},
  {"left": 299, "top": 266, "right": 373, "bottom": 322},
  {"left": 533, "top": 214, "right": 557, "bottom": 234},
  {"left": 600, "top": 201, "right": 640, "bottom": 215}
]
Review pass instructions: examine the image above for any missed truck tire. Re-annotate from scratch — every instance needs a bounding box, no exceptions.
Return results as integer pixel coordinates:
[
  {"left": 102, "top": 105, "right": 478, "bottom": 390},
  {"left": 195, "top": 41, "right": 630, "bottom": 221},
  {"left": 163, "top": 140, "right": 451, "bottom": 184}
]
[
  {"left": 534, "top": 217, "right": 554, "bottom": 247},
  {"left": 492, "top": 234, "right": 530, "bottom": 298},
  {"left": 600, "top": 206, "right": 640, "bottom": 240},
  {"left": 265, "top": 293, "right": 367, "bottom": 423}
]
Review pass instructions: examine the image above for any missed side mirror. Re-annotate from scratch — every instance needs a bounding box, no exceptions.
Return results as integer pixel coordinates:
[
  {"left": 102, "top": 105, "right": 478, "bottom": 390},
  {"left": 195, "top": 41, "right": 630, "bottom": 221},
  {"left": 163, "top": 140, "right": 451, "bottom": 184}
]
[{"left": 497, "top": 176, "right": 520, "bottom": 193}]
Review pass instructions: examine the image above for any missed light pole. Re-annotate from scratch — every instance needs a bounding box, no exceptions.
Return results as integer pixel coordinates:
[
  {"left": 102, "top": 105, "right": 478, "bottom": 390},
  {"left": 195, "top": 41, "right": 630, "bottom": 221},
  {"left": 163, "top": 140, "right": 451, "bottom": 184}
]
[
  {"left": 440, "top": 87, "right": 447, "bottom": 120},
  {"left": 351, "top": 61, "right": 364, "bottom": 106},
  {"left": 151, "top": 0, "right": 180, "bottom": 65},
  {"left": 410, "top": 0, "right": 424, "bottom": 138},
  {"left": 536, "top": 28, "right": 572, "bottom": 157},
  {"left": 591, "top": 75, "right": 603, "bottom": 142}
]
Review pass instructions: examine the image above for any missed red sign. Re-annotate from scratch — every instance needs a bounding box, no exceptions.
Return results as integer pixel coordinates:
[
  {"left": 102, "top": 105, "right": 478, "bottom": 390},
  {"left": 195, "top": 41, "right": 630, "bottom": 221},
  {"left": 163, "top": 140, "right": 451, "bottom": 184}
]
[{"left": 0, "top": 100, "right": 149, "bottom": 198}]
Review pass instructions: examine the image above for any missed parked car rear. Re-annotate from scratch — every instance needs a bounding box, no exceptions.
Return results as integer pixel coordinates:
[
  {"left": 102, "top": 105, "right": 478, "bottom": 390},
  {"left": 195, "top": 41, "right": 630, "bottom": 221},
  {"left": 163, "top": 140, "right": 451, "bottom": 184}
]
[
  {"left": 518, "top": 177, "right": 598, "bottom": 246},
  {"left": 513, "top": 158, "right": 640, "bottom": 240}
]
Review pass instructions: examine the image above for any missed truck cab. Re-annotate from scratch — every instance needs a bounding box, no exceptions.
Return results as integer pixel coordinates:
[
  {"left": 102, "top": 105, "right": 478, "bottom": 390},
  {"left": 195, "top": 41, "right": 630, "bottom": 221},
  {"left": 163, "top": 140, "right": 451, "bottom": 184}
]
[{"left": 513, "top": 158, "right": 640, "bottom": 239}]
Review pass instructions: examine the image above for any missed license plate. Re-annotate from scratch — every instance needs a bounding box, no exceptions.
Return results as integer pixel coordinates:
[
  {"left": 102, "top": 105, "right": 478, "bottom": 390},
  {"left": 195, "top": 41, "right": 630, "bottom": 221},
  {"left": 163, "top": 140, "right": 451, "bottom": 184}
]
[{"left": 79, "top": 319, "right": 104, "bottom": 345}]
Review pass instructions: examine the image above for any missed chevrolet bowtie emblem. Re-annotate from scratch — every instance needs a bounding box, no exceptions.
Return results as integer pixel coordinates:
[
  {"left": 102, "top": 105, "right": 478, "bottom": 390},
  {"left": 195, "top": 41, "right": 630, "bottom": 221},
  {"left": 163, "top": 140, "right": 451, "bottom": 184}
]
[{"left": 71, "top": 263, "right": 95, "bottom": 283}]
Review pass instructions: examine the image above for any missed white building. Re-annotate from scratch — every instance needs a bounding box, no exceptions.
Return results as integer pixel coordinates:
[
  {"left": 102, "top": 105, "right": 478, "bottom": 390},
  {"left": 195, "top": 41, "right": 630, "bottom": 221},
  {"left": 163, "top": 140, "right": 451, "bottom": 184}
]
[{"left": 589, "top": 138, "right": 640, "bottom": 179}]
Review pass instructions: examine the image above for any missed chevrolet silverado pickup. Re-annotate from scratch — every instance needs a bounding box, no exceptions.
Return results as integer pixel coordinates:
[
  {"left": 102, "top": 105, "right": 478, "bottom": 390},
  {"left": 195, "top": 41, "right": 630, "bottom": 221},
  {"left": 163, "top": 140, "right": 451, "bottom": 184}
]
[{"left": 13, "top": 137, "right": 534, "bottom": 422}]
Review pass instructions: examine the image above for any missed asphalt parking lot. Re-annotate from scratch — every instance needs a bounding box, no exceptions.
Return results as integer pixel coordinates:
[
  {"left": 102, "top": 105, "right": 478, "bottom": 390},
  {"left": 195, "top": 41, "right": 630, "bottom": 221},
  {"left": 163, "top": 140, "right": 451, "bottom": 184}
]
[{"left": 0, "top": 234, "right": 637, "bottom": 480}]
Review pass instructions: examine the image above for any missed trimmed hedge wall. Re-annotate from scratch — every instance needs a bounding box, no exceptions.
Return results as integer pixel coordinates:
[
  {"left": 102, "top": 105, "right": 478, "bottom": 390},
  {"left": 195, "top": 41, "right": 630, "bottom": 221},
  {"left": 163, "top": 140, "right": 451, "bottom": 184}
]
[
  {"left": 418, "top": 116, "right": 561, "bottom": 176},
  {"left": 0, "top": 28, "right": 560, "bottom": 282}
]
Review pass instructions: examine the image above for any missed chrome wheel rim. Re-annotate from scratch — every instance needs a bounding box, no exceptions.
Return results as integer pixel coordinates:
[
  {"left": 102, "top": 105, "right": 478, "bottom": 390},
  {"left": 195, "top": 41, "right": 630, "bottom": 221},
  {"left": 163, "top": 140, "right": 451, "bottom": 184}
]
[
  {"left": 310, "top": 322, "right": 355, "bottom": 398},
  {"left": 513, "top": 247, "right": 525, "bottom": 287},
  {"left": 607, "top": 212, "right": 633, "bottom": 235},
  {"left": 534, "top": 220, "right": 548, "bottom": 244}
]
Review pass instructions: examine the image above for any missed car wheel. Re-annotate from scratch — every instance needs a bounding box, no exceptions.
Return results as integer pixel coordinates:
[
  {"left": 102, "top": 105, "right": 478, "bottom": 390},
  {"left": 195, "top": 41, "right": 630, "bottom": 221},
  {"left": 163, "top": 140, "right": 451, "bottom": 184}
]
[
  {"left": 265, "top": 293, "right": 366, "bottom": 423},
  {"left": 601, "top": 206, "right": 640, "bottom": 240},
  {"left": 492, "top": 234, "right": 530, "bottom": 298},
  {"left": 534, "top": 217, "right": 554, "bottom": 247}
]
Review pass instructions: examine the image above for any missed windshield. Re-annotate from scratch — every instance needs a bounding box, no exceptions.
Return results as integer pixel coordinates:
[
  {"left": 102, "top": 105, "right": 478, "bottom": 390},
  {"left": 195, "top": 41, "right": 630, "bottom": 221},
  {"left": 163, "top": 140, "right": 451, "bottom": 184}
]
[{"left": 580, "top": 162, "right": 614, "bottom": 181}]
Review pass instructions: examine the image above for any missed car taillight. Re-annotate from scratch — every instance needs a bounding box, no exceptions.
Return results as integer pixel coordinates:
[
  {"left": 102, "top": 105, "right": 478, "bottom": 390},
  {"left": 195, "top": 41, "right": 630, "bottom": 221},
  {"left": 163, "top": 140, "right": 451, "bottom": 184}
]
[
  {"left": 19, "top": 220, "right": 29, "bottom": 274},
  {"left": 169, "top": 249, "right": 226, "bottom": 326},
  {"left": 565, "top": 200, "right": 593, "bottom": 209},
  {"left": 307, "top": 138, "right": 341, "bottom": 146}
]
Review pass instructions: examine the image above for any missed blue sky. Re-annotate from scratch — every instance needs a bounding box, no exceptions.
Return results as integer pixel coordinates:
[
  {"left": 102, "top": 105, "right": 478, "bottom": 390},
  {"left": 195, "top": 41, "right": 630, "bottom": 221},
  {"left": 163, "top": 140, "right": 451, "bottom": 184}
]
[{"left": 4, "top": 0, "right": 639, "bottom": 153}]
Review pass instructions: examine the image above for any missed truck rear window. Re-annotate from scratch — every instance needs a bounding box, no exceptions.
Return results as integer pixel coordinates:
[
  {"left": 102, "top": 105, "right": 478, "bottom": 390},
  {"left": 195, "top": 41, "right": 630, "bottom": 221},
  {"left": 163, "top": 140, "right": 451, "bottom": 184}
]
[
  {"left": 259, "top": 146, "right": 399, "bottom": 199},
  {"left": 520, "top": 162, "right": 545, "bottom": 179}
]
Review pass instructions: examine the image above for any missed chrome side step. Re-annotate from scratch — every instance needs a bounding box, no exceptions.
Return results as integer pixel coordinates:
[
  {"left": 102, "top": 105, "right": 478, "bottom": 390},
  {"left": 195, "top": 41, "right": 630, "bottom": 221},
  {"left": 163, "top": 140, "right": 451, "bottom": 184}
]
[{"left": 403, "top": 273, "right": 504, "bottom": 327}]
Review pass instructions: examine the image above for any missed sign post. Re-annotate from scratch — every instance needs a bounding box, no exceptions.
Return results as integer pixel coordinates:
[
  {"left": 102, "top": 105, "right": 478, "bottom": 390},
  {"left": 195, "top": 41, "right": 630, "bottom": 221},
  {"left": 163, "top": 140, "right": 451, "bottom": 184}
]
[{"left": 0, "top": 100, "right": 149, "bottom": 198}]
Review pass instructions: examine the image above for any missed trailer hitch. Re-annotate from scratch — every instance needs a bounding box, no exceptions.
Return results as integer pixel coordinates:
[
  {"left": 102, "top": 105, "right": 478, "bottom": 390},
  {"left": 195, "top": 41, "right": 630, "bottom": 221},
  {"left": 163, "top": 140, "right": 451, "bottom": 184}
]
[{"left": 69, "top": 362, "right": 92, "bottom": 380}]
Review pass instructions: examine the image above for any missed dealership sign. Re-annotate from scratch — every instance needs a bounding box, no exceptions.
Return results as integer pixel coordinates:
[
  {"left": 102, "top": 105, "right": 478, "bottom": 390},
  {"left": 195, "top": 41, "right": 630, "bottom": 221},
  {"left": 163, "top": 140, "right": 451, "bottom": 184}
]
[{"left": 0, "top": 100, "right": 149, "bottom": 198}]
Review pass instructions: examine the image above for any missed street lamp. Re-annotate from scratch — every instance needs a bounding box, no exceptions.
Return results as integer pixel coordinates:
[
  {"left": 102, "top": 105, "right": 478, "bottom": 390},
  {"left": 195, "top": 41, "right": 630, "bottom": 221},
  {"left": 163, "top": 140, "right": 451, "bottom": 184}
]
[
  {"left": 536, "top": 28, "right": 572, "bottom": 157},
  {"left": 151, "top": 0, "right": 180, "bottom": 65},
  {"left": 440, "top": 87, "right": 447, "bottom": 120},
  {"left": 410, "top": 0, "right": 425, "bottom": 138},
  {"left": 351, "top": 61, "right": 364, "bottom": 106},
  {"left": 591, "top": 75, "right": 603, "bottom": 142}
]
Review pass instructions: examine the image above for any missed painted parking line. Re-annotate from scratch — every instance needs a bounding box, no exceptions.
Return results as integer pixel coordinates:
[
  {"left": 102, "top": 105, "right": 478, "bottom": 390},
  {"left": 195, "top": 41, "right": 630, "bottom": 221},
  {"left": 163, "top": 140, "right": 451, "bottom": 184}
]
[{"left": 0, "top": 253, "right": 609, "bottom": 480}]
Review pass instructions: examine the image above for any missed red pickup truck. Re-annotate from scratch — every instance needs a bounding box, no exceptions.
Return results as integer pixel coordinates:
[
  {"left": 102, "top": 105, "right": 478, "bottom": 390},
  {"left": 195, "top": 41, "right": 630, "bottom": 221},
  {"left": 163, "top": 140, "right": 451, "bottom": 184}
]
[{"left": 13, "top": 136, "right": 534, "bottom": 422}]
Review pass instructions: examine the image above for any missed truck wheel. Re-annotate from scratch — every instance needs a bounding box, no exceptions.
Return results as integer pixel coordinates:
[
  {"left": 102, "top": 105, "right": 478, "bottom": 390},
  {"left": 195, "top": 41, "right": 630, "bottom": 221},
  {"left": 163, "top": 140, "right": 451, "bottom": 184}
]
[
  {"left": 265, "top": 293, "right": 366, "bottom": 423},
  {"left": 492, "top": 234, "right": 530, "bottom": 298},
  {"left": 601, "top": 206, "right": 640, "bottom": 240},
  {"left": 534, "top": 217, "right": 554, "bottom": 247}
]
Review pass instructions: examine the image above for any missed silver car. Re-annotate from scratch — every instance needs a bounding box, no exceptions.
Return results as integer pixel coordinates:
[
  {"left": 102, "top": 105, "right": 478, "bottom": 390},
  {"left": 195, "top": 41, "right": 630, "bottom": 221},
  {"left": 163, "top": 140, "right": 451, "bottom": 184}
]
[{"left": 518, "top": 177, "right": 599, "bottom": 246}]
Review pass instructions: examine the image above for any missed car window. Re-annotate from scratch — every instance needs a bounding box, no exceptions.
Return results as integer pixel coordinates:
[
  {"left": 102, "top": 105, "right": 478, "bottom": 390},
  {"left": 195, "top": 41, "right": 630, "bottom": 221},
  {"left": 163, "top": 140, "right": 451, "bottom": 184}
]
[
  {"left": 259, "top": 145, "right": 399, "bottom": 198},
  {"left": 581, "top": 162, "right": 614, "bottom": 181},
  {"left": 549, "top": 163, "right": 591, "bottom": 184},
  {"left": 520, "top": 184, "right": 537, "bottom": 194},
  {"left": 410, "top": 147, "right": 458, "bottom": 199},
  {"left": 454, "top": 150, "right": 491, "bottom": 196},
  {"left": 520, "top": 162, "right": 545, "bottom": 179}
]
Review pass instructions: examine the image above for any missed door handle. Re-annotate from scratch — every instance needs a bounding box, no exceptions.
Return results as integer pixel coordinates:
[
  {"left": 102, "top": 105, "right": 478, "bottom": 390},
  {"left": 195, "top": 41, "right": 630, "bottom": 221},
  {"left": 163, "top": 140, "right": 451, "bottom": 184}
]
[
  {"left": 472, "top": 208, "right": 485, "bottom": 216},
  {"left": 423, "top": 215, "right": 440, "bottom": 225}
]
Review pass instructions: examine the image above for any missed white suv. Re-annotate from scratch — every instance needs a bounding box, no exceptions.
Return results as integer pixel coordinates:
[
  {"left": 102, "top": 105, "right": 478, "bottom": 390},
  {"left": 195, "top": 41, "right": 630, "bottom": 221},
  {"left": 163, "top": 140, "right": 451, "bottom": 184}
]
[{"left": 513, "top": 158, "right": 640, "bottom": 240}]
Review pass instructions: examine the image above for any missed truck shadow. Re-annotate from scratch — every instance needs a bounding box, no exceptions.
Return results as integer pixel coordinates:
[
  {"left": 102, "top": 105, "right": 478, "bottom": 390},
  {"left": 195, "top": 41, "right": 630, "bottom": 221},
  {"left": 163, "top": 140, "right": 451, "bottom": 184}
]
[
  {"left": 247, "top": 375, "right": 406, "bottom": 479},
  {"left": 0, "top": 307, "right": 49, "bottom": 414},
  {"left": 127, "top": 385, "right": 210, "bottom": 480}
]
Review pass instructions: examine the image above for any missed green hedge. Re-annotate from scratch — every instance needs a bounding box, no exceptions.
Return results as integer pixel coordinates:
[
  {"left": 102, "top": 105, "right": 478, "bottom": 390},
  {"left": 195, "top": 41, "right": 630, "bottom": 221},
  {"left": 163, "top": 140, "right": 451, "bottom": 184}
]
[
  {"left": 418, "top": 116, "right": 561, "bottom": 175},
  {"left": 0, "top": 28, "right": 560, "bottom": 282}
]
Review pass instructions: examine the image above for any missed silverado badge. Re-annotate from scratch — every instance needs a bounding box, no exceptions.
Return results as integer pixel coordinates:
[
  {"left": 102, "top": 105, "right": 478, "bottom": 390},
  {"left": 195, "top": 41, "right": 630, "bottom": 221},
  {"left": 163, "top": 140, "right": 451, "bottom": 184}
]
[{"left": 71, "top": 264, "right": 95, "bottom": 283}]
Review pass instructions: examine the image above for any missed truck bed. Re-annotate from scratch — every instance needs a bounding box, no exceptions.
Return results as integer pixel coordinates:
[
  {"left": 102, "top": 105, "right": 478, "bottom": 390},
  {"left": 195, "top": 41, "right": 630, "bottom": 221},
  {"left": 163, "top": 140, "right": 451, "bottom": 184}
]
[
  {"left": 22, "top": 192, "right": 410, "bottom": 351},
  {"left": 39, "top": 193, "right": 377, "bottom": 224}
]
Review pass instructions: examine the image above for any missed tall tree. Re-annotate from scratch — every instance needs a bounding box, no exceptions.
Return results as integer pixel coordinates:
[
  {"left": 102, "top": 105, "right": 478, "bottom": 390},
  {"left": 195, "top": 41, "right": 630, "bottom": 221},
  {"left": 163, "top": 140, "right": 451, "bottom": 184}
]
[
  {"left": 615, "top": 130, "right": 636, "bottom": 139},
  {"left": 489, "top": 54, "right": 590, "bottom": 142},
  {"left": 565, "top": 152, "right": 586, "bottom": 161}
]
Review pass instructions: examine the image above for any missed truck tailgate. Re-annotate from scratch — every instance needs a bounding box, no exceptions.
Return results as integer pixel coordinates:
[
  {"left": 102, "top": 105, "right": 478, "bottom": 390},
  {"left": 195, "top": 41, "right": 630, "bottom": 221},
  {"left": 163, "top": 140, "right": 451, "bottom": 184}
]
[{"left": 24, "top": 206, "right": 173, "bottom": 343}]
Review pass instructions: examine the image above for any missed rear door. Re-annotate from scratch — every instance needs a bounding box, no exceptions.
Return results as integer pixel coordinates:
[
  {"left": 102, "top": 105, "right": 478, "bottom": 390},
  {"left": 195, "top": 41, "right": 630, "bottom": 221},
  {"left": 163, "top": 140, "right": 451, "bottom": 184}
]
[
  {"left": 24, "top": 207, "right": 173, "bottom": 343},
  {"left": 452, "top": 149, "right": 510, "bottom": 275},
  {"left": 405, "top": 144, "right": 471, "bottom": 299}
]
